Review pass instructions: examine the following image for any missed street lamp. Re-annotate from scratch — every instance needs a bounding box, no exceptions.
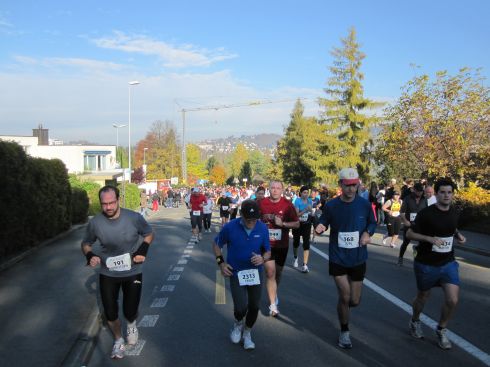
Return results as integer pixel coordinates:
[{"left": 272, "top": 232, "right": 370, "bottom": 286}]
[
  {"left": 112, "top": 123, "right": 127, "bottom": 167},
  {"left": 128, "top": 80, "right": 140, "bottom": 182},
  {"left": 143, "top": 147, "right": 148, "bottom": 167}
]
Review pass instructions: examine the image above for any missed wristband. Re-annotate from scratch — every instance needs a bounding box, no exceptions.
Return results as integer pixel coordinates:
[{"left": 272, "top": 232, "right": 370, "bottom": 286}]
[
  {"left": 216, "top": 255, "right": 225, "bottom": 265},
  {"left": 133, "top": 241, "right": 150, "bottom": 258},
  {"left": 85, "top": 251, "right": 95, "bottom": 265}
]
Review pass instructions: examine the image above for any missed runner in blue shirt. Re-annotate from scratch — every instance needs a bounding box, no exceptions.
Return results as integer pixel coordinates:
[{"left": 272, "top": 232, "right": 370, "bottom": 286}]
[
  {"left": 292, "top": 186, "right": 313, "bottom": 272},
  {"left": 213, "top": 199, "right": 271, "bottom": 350},
  {"left": 315, "top": 168, "right": 376, "bottom": 349}
]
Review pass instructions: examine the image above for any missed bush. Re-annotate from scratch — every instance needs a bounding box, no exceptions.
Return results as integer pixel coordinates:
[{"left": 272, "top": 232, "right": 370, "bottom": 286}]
[
  {"left": 119, "top": 183, "right": 141, "bottom": 210},
  {"left": 69, "top": 175, "right": 101, "bottom": 216},
  {"left": 454, "top": 182, "right": 490, "bottom": 234},
  {"left": 71, "top": 187, "right": 89, "bottom": 224}
]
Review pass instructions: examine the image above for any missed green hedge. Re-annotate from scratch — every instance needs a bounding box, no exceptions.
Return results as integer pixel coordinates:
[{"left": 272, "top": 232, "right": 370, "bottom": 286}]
[
  {"left": 0, "top": 141, "right": 74, "bottom": 259},
  {"left": 454, "top": 183, "right": 490, "bottom": 234},
  {"left": 69, "top": 175, "right": 101, "bottom": 216},
  {"left": 71, "top": 187, "right": 89, "bottom": 224}
]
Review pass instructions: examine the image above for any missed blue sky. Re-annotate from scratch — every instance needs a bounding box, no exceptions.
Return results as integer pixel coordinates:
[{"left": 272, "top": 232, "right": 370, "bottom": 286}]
[{"left": 1, "top": 0, "right": 489, "bottom": 145}]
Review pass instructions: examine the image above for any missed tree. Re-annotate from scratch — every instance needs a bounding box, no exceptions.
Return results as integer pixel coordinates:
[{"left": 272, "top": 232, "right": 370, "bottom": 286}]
[
  {"left": 376, "top": 68, "right": 490, "bottom": 186},
  {"left": 206, "top": 156, "right": 218, "bottom": 172},
  {"left": 229, "top": 144, "right": 249, "bottom": 176},
  {"left": 276, "top": 99, "right": 318, "bottom": 186},
  {"left": 248, "top": 150, "right": 270, "bottom": 178},
  {"left": 186, "top": 143, "right": 208, "bottom": 185},
  {"left": 131, "top": 167, "right": 145, "bottom": 184},
  {"left": 239, "top": 161, "right": 253, "bottom": 184},
  {"left": 318, "top": 27, "right": 383, "bottom": 182},
  {"left": 209, "top": 165, "right": 226, "bottom": 185},
  {"left": 135, "top": 120, "right": 181, "bottom": 180}
]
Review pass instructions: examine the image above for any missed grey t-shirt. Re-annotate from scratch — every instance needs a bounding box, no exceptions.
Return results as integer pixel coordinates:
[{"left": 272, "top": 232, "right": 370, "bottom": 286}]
[{"left": 83, "top": 208, "right": 153, "bottom": 277}]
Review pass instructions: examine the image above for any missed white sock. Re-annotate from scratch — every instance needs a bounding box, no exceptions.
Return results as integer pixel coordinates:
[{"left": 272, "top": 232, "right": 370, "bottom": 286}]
[{"left": 128, "top": 321, "right": 136, "bottom": 328}]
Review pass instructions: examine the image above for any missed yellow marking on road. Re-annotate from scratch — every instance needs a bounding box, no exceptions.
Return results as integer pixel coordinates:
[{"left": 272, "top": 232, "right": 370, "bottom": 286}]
[{"left": 215, "top": 270, "right": 226, "bottom": 304}]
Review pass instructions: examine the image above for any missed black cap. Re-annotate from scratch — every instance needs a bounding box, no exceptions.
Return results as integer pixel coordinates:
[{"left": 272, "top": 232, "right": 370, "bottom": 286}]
[{"left": 240, "top": 199, "right": 260, "bottom": 219}]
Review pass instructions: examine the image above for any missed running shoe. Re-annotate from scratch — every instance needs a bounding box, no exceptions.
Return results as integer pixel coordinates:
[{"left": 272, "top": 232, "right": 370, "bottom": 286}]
[
  {"left": 293, "top": 258, "right": 299, "bottom": 268},
  {"left": 436, "top": 328, "right": 452, "bottom": 349},
  {"left": 242, "top": 328, "right": 255, "bottom": 350},
  {"left": 269, "top": 303, "right": 279, "bottom": 317},
  {"left": 301, "top": 264, "right": 309, "bottom": 273},
  {"left": 338, "top": 331, "right": 352, "bottom": 349},
  {"left": 409, "top": 319, "right": 424, "bottom": 339},
  {"left": 397, "top": 257, "right": 403, "bottom": 266},
  {"left": 390, "top": 243, "right": 396, "bottom": 248},
  {"left": 111, "top": 338, "right": 126, "bottom": 359},
  {"left": 126, "top": 326, "right": 139, "bottom": 345},
  {"left": 230, "top": 320, "right": 243, "bottom": 344},
  {"left": 382, "top": 238, "right": 388, "bottom": 246}
]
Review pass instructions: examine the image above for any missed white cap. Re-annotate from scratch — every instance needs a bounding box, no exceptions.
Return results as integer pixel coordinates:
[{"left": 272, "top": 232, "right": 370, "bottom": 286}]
[{"left": 339, "top": 168, "right": 360, "bottom": 185}]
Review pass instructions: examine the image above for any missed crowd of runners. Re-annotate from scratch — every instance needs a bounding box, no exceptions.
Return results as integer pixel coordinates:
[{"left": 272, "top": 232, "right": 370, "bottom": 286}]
[{"left": 81, "top": 168, "right": 466, "bottom": 358}]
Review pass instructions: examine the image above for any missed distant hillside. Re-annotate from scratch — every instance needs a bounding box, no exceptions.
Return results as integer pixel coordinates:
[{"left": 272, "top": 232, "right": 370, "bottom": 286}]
[{"left": 196, "top": 133, "right": 281, "bottom": 155}]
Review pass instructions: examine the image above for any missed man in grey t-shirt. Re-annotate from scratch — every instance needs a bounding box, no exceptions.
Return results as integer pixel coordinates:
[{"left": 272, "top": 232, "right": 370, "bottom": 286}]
[{"left": 81, "top": 185, "right": 153, "bottom": 359}]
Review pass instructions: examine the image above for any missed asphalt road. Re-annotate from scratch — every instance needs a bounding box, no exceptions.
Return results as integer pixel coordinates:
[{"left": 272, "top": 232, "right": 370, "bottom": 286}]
[{"left": 86, "top": 207, "right": 490, "bottom": 367}]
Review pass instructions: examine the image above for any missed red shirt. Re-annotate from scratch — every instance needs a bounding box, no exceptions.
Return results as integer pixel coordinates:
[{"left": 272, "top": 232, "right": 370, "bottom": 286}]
[
  {"left": 190, "top": 193, "right": 207, "bottom": 212},
  {"left": 259, "top": 197, "right": 299, "bottom": 248}
]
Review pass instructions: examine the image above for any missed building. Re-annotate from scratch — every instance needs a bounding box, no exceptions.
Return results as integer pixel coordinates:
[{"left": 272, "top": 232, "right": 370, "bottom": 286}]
[{"left": 0, "top": 125, "right": 122, "bottom": 186}]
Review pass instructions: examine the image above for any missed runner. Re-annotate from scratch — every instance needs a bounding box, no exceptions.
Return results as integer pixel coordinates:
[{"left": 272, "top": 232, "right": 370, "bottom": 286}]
[
  {"left": 425, "top": 185, "right": 437, "bottom": 206},
  {"left": 213, "top": 199, "right": 271, "bottom": 350},
  {"left": 258, "top": 180, "right": 299, "bottom": 316},
  {"left": 217, "top": 191, "right": 232, "bottom": 227},
  {"left": 382, "top": 191, "right": 403, "bottom": 248},
  {"left": 203, "top": 192, "right": 214, "bottom": 233},
  {"left": 254, "top": 186, "right": 266, "bottom": 202},
  {"left": 406, "top": 177, "right": 466, "bottom": 350},
  {"left": 81, "top": 185, "right": 154, "bottom": 359},
  {"left": 292, "top": 185, "right": 313, "bottom": 273},
  {"left": 315, "top": 168, "right": 376, "bottom": 349},
  {"left": 189, "top": 187, "right": 207, "bottom": 242},
  {"left": 398, "top": 182, "right": 427, "bottom": 266}
]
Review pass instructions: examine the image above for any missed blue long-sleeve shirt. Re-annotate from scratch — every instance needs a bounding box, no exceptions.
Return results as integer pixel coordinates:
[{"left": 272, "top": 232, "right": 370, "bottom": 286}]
[{"left": 319, "top": 196, "right": 377, "bottom": 267}]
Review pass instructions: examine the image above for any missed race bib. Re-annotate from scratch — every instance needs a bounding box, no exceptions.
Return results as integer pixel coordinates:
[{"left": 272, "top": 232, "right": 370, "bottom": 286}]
[
  {"left": 269, "top": 229, "right": 282, "bottom": 241},
  {"left": 391, "top": 211, "right": 400, "bottom": 217},
  {"left": 106, "top": 253, "right": 131, "bottom": 272},
  {"left": 193, "top": 210, "right": 201, "bottom": 216},
  {"left": 238, "top": 269, "right": 260, "bottom": 286},
  {"left": 299, "top": 212, "right": 309, "bottom": 222},
  {"left": 338, "top": 231, "right": 359, "bottom": 249},
  {"left": 410, "top": 213, "right": 417, "bottom": 222},
  {"left": 221, "top": 206, "right": 229, "bottom": 211},
  {"left": 230, "top": 204, "right": 237, "bottom": 209},
  {"left": 432, "top": 236, "right": 454, "bottom": 253}
]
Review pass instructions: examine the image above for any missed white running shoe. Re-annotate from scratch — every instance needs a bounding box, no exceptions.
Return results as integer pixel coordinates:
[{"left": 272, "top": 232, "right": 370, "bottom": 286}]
[
  {"left": 269, "top": 303, "right": 279, "bottom": 317},
  {"left": 436, "top": 328, "right": 452, "bottom": 349},
  {"left": 338, "top": 331, "right": 352, "bottom": 349},
  {"left": 293, "top": 258, "right": 299, "bottom": 268},
  {"left": 382, "top": 238, "right": 388, "bottom": 246},
  {"left": 409, "top": 319, "right": 424, "bottom": 339},
  {"left": 390, "top": 243, "right": 396, "bottom": 248},
  {"left": 111, "top": 338, "right": 126, "bottom": 359},
  {"left": 301, "top": 264, "right": 309, "bottom": 273},
  {"left": 230, "top": 320, "right": 243, "bottom": 344},
  {"left": 242, "top": 328, "right": 255, "bottom": 350},
  {"left": 126, "top": 326, "right": 138, "bottom": 345}
]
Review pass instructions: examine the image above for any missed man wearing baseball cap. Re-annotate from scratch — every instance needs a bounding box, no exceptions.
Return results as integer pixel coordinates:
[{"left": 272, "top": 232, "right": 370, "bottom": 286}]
[
  {"left": 315, "top": 168, "right": 377, "bottom": 349},
  {"left": 213, "top": 199, "right": 271, "bottom": 350}
]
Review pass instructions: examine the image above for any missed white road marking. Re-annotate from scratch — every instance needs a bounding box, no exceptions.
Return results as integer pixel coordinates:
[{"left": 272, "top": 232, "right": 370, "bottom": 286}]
[
  {"left": 151, "top": 298, "right": 168, "bottom": 308},
  {"left": 186, "top": 245, "right": 194, "bottom": 249},
  {"left": 137, "top": 315, "right": 159, "bottom": 327},
  {"left": 310, "top": 245, "right": 490, "bottom": 366},
  {"left": 125, "top": 340, "right": 146, "bottom": 356},
  {"left": 173, "top": 266, "right": 184, "bottom": 272},
  {"left": 161, "top": 285, "right": 175, "bottom": 292},
  {"left": 178, "top": 259, "right": 188, "bottom": 265},
  {"left": 184, "top": 249, "right": 192, "bottom": 254},
  {"left": 182, "top": 254, "right": 191, "bottom": 258},
  {"left": 167, "top": 274, "right": 180, "bottom": 281}
]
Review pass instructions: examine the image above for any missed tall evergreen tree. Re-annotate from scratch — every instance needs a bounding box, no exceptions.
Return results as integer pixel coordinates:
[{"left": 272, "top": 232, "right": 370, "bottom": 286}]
[
  {"left": 318, "top": 27, "right": 383, "bottom": 182},
  {"left": 276, "top": 99, "right": 317, "bottom": 186}
]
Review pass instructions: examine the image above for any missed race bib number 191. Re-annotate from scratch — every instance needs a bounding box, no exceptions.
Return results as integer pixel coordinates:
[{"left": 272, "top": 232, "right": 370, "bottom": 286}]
[
  {"left": 106, "top": 253, "right": 131, "bottom": 272},
  {"left": 238, "top": 269, "right": 260, "bottom": 286},
  {"left": 338, "top": 231, "right": 359, "bottom": 249}
]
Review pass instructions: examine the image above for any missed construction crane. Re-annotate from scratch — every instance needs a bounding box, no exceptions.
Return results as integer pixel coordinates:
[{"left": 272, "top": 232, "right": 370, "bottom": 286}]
[{"left": 179, "top": 97, "right": 309, "bottom": 184}]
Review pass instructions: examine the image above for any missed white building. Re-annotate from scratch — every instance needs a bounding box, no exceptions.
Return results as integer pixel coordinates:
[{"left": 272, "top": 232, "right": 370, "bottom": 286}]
[{"left": 0, "top": 126, "right": 122, "bottom": 186}]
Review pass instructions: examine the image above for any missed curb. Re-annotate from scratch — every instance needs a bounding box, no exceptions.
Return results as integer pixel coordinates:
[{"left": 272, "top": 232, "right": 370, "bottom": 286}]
[
  {"left": 61, "top": 304, "right": 102, "bottom": 367},
  {"left": 454, "top": 244, "right": 490, "bottom": 257},
  {"left": 0, "top": 223, "right": 88, "bottom": 273}
]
